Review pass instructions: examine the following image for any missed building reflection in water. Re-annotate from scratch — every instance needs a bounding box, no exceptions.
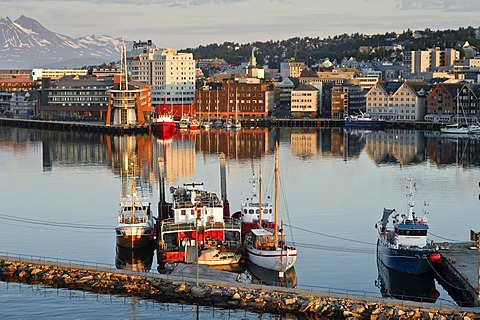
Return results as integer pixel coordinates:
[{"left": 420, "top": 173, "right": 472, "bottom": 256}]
[
  {"left": 375, "top": 256, "right": 439, "bottom": 303},
  {"left": 364, "top": 129, "right": 425, "bottom": 165},
  {"left": 194, "top": 128, "right": 269, "bottom": 160},
  {"left": 290, "top": 129, "right": 318, "bottom": 158},
  {"left": 424, "top": 133, "right": 480, "bottom": 167},
  {"left": 20, "top": 127, "right": 480, "bottom": 189},
  {"left": 115, "top": 243, "right": 154, "bottom": 272}
]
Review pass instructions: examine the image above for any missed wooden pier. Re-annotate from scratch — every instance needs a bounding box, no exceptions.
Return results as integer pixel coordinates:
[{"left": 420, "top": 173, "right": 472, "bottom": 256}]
[{"left": 433, "top": 242, "right": 479, "bottom": 307}]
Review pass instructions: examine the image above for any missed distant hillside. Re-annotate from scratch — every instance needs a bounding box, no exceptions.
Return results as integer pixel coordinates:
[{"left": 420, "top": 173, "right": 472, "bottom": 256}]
[
  {"left": 0, "top": 15, "right": 126, "bottom": 69},
  {"left": 186, "top": 27, "right": 480, "bottom": 70}
]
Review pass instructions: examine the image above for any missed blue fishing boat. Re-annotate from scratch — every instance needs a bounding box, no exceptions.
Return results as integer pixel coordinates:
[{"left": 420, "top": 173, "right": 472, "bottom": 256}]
[
  {"left": 375, "top": 178, "right": 441, "bottom": 275},
  {"left": 344, "top": 112, "right": 385, "bottom": 129}
]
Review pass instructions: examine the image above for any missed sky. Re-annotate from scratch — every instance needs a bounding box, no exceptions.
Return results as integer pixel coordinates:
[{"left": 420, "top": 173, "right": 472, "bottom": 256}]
[{"left": 2, "top": 0, "right": 480, "bottom": 49}]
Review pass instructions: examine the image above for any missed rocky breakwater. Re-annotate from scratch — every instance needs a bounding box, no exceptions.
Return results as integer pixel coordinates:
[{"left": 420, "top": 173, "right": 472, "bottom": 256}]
[{"left": 0, "top": 259, "right": 478, "bottom": 319}]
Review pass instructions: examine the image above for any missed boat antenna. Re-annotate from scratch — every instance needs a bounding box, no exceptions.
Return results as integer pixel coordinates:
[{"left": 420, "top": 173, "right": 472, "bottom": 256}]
[{"left": 406, "top": 177, "right": 415, "bottom": 221}]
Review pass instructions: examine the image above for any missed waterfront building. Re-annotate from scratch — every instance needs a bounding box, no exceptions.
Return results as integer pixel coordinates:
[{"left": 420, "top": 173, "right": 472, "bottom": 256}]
[
  {"left": 126, "top": 41, "right": 195, "bottom": 118},
  {"left": 195, "top": 80, "right": 274, "bottom": 120},
  {"left": 273, "top": 77, "right": 297, "bottom": 108},
  {"left": 31, "top": 68, "right": 88, "bottom": 81},
  {"left": 41, "top": 75, "right": 114, "bottom": 121},
  {"left": 106, "top": 75, "right": 153, "bottom": 126},
  {"left": 8, "top": 91, "right": 40, "bottom": 119},
  {"left": 365, "top": 81, "right": 431, "bottom": 121},
  {"left": 0, "top": 92, "right": 12, "bottom": 113},
  {"left": 426, "top": 82, "right": 480, "bottom": 122},
  {"left": 426, "top": 83, "right": 464, "bottom": 118},
  {"left": 331, "top": 80, "right": 366, "bottom": 118},
  {"left": 290, "top": 83, "right": 318, "bottom": 118}
]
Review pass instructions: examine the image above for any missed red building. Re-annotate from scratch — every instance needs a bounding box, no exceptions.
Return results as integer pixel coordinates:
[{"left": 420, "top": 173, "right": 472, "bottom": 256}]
[{"left": 195, "top": 80, "right": 274, "bottom": 121}]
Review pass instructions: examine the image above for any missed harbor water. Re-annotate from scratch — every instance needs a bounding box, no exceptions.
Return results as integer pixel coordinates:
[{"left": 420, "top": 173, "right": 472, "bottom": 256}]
[{"left": 1, "top": 126, "right": 479, "bottom": 318}]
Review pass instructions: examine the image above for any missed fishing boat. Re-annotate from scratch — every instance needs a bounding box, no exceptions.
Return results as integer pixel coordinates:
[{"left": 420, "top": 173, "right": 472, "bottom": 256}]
[
  {"left": 245, "top": 260, "right": 297, "bottom": 288},
  {"left": 157, "top": 182, "right": 242, "bottom": 268},
  {"left": 243, "top": 144, "right": 297, "bottom": 272},
  {"left": 189, "top": 118, "right": 200, "bottom": 130},
  {"left": 344, "top": 112, "right": 385, "bottom": 129},
  {"left": 115, "top": 243, "right": 154, "bottom": 272},
  {"left": 178, "top": 115, "right": 189, "bottom": 130},
  {"left": 375, "top": 178, "right": 441, "bottom": 275},
  {"left": 375, "top": 255, "right": 439, "bottom": 303},
  {"left": 232, "top": 172, "right": 275, "bottom": 237},
  {"left": 152, "top": 114, "right": 176, "bottom": 138},
  {"left": 115, "top": 167, "right": 155, "bottom": 249}
]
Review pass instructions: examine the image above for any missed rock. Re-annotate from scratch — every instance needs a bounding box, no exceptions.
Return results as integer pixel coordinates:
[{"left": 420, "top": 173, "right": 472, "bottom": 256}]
[
  {"left": 76, "top": 275, "right": 93, "bottom": 283},
  {"left": 177, "top": 282, "right": 187, "bottom": 292},
  {"left": 284, "top": 297, "right": 297, "bottom": 305},
  {"left": 231, "top": 292, "right": 241, "bottom": 300},
  {"left": 350, "top": 304, "right": 366, "bottom": 314},
  {"left": 30, "top": 268, "right": 43, "bottom": 276}
]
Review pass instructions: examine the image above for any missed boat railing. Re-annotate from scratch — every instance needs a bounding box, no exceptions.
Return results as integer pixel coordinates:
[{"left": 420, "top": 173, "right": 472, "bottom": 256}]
[
  {"left": 161, "top": 219, "right": 196, "bottom": 232},
  {"left": 120, "top": 215, "right": 149, "bottom": 224}
]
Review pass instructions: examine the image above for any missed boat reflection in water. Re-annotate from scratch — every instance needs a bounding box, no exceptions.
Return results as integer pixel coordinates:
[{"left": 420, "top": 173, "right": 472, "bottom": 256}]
[
  {"left": 115, "top": 244, "right": 154, "bottom": 272},
  {"left": 375, "top": 257, "right": 439, "bottom": 303},
  {"left": 244, "top": 260, "right": 297, "bottom": 288}
]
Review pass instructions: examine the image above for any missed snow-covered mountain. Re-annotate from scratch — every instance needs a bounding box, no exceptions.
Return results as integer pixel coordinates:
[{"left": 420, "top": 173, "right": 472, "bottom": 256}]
[{"left": 0, "top": 16, "right": 125, "bottom": 69}]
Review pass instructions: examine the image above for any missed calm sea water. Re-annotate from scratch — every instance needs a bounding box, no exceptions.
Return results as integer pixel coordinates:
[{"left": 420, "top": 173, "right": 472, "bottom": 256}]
[{"left": 1, "top": 126, "right": 479, "bottom": 318}]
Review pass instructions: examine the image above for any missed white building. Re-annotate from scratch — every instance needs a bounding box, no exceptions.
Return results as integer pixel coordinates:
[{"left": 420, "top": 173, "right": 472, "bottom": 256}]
[
  {"left": 127, "top": 43, "right": 195, "bottom": 109},
  {"left": 31, "top": 69, "right": 88, "bottom": 81},
  {"left": 365, "top": 81, "right": 430, "bottom": 121},
  {"left": 9, "top": 91, "right": 38, "bottom": 118},
  {"left": 290, "top": 83, "right": 318, "bottom": 118}
]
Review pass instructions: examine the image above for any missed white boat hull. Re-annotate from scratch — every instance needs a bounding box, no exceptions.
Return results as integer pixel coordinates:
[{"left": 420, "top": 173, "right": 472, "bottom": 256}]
[
  {"left": 115, "top": 224, "right": 154, "bottom": 248},
  {"left": 246, "top": 246, "right": 297, "bottom": 271},
  {"left": 197, "top": 249, "right": 241, "bottom": 266}
]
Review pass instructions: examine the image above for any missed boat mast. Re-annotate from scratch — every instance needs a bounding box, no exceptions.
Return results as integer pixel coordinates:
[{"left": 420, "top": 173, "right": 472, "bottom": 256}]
[
  {"left": 274, "top": 142, "right": 279, "bottom": 248},
  {"left": 235, "top": 87, "right": 238, "bottom": 122},
  {"left": 258, "top": 166, "right": 263, "bottom": 229},
  {"left": 130, "top": 160, "right": 136, "bottom": 219}
]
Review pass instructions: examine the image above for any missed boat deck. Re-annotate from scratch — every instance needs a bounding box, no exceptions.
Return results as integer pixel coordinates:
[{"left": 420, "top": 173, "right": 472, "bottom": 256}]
[{"left": 162, "top": 220, "right": 241, "bottom": 232}]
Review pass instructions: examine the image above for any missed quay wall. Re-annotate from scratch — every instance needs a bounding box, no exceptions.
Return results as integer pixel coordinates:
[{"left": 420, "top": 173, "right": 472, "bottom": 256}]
[
  {"left": 0, "top": 117, "right": 444, "bottom": 133},
  {"left": 0, "top": 257, "right": 478, "bottom": 319},
  {"left": 0, "top": 118, "right": 151, "bottom": 135}
]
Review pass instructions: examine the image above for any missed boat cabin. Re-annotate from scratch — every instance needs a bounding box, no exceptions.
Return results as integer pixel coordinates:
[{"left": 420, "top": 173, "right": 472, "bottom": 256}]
[
  {"left": 241, "top": 199, "right": 273, "bottom": 224},
  {"left": 170, "top": 183, "right": 224, "bottom": 225},
  {"left": 119, "top": 200, "right": 151, "bottom": 224},
  {"left": 394, "top": 223, "right": 429, "bottom": 247},
  {"left": 246, "top": 228, "right": 280, "bottom": 251}
]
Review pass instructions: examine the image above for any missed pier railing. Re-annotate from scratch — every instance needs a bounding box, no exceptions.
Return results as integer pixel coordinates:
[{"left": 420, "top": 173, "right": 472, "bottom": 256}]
[{"left": 0, "top": 251, "right": 473, "bottom": 313}]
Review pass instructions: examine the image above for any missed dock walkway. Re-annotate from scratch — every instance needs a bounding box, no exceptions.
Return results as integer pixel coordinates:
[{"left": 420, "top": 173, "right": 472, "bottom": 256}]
[
  {"left": 0, "top": 254, "right": 478, "bottom": 319},
  {"left": 434, "top": 242, "right": 479, "bottom": 307}
]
